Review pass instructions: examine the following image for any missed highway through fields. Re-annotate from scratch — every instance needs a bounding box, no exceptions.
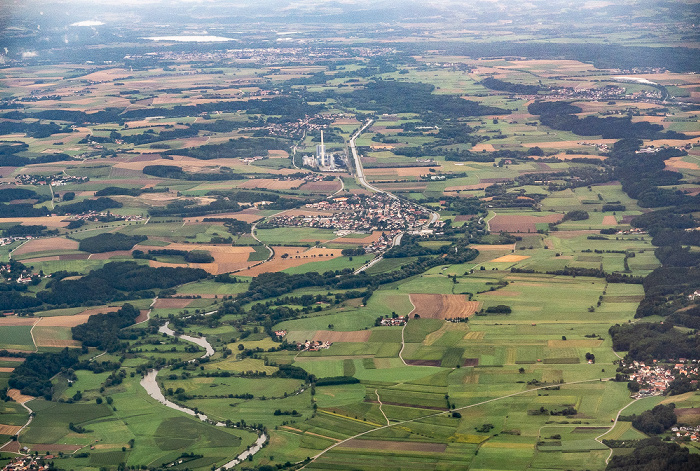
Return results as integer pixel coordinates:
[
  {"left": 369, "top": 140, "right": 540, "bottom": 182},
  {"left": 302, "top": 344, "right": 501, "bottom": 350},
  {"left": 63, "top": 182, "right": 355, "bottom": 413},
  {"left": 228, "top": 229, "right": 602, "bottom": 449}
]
[{"left": 349, "top": 119, "right": 440, "bottom": 274}]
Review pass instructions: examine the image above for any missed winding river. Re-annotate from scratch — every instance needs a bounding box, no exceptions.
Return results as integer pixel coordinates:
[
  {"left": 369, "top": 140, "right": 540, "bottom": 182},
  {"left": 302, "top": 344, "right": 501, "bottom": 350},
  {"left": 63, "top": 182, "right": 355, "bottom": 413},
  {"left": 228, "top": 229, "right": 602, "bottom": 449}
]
[{"left": 140, "top": 323, "right": 267, "bottom": 469}]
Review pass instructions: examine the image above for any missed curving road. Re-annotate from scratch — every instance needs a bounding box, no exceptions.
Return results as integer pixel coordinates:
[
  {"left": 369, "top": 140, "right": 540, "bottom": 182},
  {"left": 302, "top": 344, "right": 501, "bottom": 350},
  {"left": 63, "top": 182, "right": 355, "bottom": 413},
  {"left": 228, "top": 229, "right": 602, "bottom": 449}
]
[{"left": 348, "top": 120, "right": 439, "bottom": 274}]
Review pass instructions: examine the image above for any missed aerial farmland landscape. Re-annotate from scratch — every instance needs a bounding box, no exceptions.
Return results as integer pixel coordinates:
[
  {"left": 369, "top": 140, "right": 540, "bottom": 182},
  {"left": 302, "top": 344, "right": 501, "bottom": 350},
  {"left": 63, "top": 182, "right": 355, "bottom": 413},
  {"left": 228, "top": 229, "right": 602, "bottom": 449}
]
[{"left": 0, "top": 0, "right": 699, "bottom": 470}]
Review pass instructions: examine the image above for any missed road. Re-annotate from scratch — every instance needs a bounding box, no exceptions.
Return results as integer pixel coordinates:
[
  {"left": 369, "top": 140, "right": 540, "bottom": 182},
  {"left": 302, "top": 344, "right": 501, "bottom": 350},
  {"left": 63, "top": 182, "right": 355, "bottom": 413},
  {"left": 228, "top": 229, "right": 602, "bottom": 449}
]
[
  {"left": 595, "top": 397, "right": 640, "bottom": 464},
  {"left": 348, "top": 119, "right": 438, "bottom": 273},
  {"left": 349, "top": 119, "right": 385, "bottom": 195}
]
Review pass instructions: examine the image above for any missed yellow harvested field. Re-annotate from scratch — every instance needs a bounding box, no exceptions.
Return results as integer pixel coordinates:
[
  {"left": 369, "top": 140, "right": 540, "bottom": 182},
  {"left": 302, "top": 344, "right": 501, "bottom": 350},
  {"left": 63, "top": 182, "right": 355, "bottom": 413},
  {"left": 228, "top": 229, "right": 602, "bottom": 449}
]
[
  {"left": 644, "top": 138, "right": 700, "bottom": 147},
  {"left": 140, "top": 243, "right": 254, "bottom": 275},
  {"left": 410, "top": 294, "right": 481, "bottom": 319},
  {"left": 311, "top": 330, "right": 372, "bottom": 343},
  {"left": 470, "top": 244, "right": 516, "bottom": 251},
  {"left": 6, "top": 389, "right": 33, "bottom": 404},
  {"left": 464, "top": 331, "right": 485, "bottom": 340},
  {"left": 491, "top": 254, "right": 530, "bottom": 263},
  {"left": 268, "top": 150, "right": 289, "bottom": 158},
  {"left": 242, "top": 246, "right": 343, "bottom": 277},
  {"left": 239, "top": 179, "right": 304, "bottom": 190},
  {"left": 631, "top": 115, "right": 667, "bottom": 124},
  {"left": 0, "top": 424, "right": 22, "bottom": 435},
  {"left": 34, "top": 307, "right": 119, "bottom": 327},
  {"left": 0, "top": 216, "right": 70, "bottom": 228},
  {"left": 665, "top": 156, "right": 700, "bottom": 170},
  {"left": 0, "top": 367, "right": 14, "bottom": 373},
  {"left": 78, "top": 68, "right": 131, "bottom": 82},
  {"left": 470, "top": 143, "right": 496, "bottom": 152}
]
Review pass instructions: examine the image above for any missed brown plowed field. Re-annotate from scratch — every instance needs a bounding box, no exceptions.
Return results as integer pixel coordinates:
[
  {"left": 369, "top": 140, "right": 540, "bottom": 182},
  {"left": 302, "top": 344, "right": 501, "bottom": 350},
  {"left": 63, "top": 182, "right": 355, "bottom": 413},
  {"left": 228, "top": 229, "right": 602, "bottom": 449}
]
[
  {"left": 675, "top": 408, "right": 700, "bottom": 426},
  {"left": 409, "top": 294, "right": 481, "bottom": 319},
  {"left": 13, "top": 237, "right": 78, "bottom": 256},
  {"left": 134, "top": 310, "right": 149, "bottom": 323},
  {"left": 153, "top": 298, "right": 193, "bottom": 309},
  {"left": 0, "top": 441, "right": 21, "bottom": 453},
  {"left": 331, "top": 231, "right": 383, "bottom": 245},
  {"left": 0, "top": 316, "right": 37, "bottom": 326},
  {"left": 0, "top": 367, "right": 14, "bottom": 372},
  {"left": 311, "top": 330, "right": 371, "bottom": 343},
  {"left": 602, "top": 215, "right": 618, "bottom": 225},
  {"left": 0, "top": 167, "right": 16, "bottom": 177},
  {"left": 489, "top": 214, "right": 563, "bottom": 233}
]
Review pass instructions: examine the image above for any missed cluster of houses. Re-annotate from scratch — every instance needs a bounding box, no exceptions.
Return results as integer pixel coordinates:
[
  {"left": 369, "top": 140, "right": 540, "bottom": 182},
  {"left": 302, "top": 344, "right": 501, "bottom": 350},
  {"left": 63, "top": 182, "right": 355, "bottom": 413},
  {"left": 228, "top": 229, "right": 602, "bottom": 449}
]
[
  {"left": 625, "top": 359, "right": 699, "bottom": 398},
  {"left": 380, "top": 316, "right": 407, "bottom": 326},
  {"left": 688, "top": 290, "right": 700, "bottom": 301},
  {"left": 269, "top": 194, "right": 430, "bottom": 235},
  {"left": 2, "top": 454, "right": 53, "bottom": 471},
  {"left": 672, "top": 425, "right": 700, "bottom": 442},
  {"left": 297, "top": 340, "right": 332, "bottom": 352},
  {"left": 544, "top": 85, "right": 627, "bottom": 101},
  {"left": 1, "top": 236, "right": 31, "bottom": 248},
  {"left": 14, "top": 173, "right": 88, "bottom": 186},
  {"left": 0, "top": 263, "right": 40, "bottom": 285},
  {"left": 273, "top": 330, "right": 287, "bottom": 339},
  {"left": 68, "top": 211, "right": 144, "bottom": 222},
  {"left": 577, "top": 141, "right": 610, "bottom": 152}
]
